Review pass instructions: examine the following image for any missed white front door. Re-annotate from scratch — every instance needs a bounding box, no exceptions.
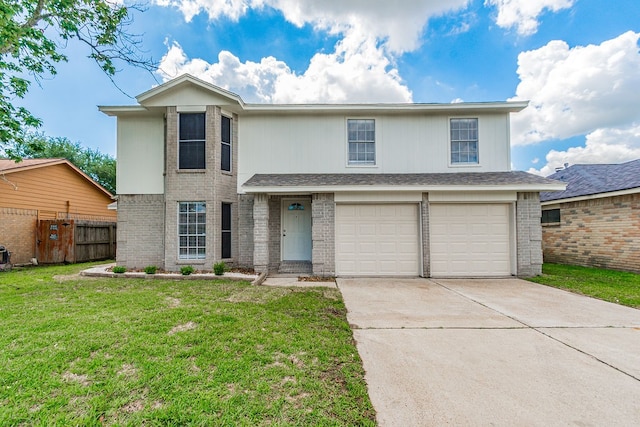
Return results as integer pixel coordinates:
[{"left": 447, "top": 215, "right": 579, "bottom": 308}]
[{"left": 282, "top": 199, "right": 312, "bottom": 261}]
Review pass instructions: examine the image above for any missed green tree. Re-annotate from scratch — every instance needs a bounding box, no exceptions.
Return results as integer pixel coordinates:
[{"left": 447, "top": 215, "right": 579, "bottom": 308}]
[
  {"left": 0, "top": 0, "right": 155, "bottom": 158},
  {"left": 15, "top": 133, "right": 116, "bottom": 194}
]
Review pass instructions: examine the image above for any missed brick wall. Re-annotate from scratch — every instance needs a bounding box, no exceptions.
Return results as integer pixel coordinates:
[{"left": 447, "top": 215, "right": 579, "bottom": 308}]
[
  {"left": 542, "top": 193, "right": 640, "bottom": 272},
  {"left": 311, "top": 193, "right": 335, "bottom": 276},
  {"left": 0, "top": 208, "right": 37, "bottom": 265},
  {"left": 116, "top": 194, "right": 164, "bottom": 269},
  {"left": 163, "top": 106, "right": 238, "bottom": 272},
  {"left": 516, "top": 192, "right": 543, "bottom": 277}
]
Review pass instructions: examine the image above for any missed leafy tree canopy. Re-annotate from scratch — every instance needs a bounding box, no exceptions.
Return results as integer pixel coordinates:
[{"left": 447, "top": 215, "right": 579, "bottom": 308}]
[
  {"left": 14, "top": 132, "right": 116, "bottom": 194},
  {"left": 0, "top": 0, "right": 154, "bottom": 158}
]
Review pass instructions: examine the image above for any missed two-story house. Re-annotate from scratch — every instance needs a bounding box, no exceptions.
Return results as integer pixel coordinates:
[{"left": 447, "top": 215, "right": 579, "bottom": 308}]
[{"left": 100, "top": 74, "right": 563, "bottom": 277}]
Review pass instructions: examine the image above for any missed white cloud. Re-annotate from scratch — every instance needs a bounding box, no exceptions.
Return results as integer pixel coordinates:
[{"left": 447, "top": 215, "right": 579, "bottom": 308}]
[
  {"left": 528, "top": 125, "right": 640, "bottom": 176},
  {"left": 485, "top": 0, "right": 574, "bottom": 35},
  {"left": 511, "top": 31, "right": 640, "bottom": 146},
  {"left": 155, "top": 0, "right": 469, "bottom": 53},
  {"left": 158, "top": 34, "right": 413, "bottom": 103}
]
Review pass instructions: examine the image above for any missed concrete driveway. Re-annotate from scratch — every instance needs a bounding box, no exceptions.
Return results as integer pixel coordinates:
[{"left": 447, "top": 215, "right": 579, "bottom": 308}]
[{"left": 337, "top": 278, "right": 640, "bottom": 426}]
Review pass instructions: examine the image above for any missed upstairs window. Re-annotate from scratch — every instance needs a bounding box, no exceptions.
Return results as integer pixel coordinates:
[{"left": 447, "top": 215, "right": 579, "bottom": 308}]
[
  {"left": 450, "top": 118, "right": 478, "bottom": 164},
  {"left": 221, "top": 115, "right": 232, "bottom": 172},
  {"left": 348, "top": 119, "right": 375, "bottom": 165},
  {"left": 179, "top": 113, "right": 205, "bottom": 169}
]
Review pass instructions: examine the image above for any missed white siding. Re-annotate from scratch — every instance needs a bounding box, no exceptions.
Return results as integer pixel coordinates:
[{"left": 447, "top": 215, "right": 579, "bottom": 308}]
[
  {"left": 238, "top": 113, "right": 511, "bottom": 191},
  {"left": 117, "top": 115, "right": 165, "bottom": 194}
]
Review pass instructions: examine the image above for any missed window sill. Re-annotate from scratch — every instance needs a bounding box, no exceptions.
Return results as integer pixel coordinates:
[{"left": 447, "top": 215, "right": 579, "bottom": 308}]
[
  {"left": 176, "top": 169, "right": 206, "bottom": 174},
  {"left": 221, "top": 170, "right": 233, "bottom": 176},
  {"left": 542, "top": 222, "right": 561, "bottom": 227},
  {"left": 176, "top": 259, "right": 206, "bottom": 265},
  {"left": 346, "top": 163, "right": 378, "bottom": 168},
  {"left": 448, "top": 163, "right": 482, "bottom": 168}
]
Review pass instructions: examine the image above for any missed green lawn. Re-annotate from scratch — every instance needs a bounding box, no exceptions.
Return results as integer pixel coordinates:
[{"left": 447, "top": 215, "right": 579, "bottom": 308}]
[
  {"left": 0, "top": 263, "right": 375, "bottom": 426},
  {"left": 528, "top": 263, "right": 640, "bottom": 309}
]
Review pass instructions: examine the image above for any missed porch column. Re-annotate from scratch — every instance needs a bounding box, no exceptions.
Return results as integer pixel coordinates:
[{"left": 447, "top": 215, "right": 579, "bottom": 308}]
[
  {"left": 311, "top": 193, "right": 335, "bottom": 277},
  {"left": 253, "top": 193, "right": 269, "bottom": 273},
  {"left": 516, "top": 192, "right": 543, "bottom": 277}
]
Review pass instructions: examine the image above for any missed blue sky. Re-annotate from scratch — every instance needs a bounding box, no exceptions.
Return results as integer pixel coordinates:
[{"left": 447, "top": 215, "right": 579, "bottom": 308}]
[{"left": 18, "top": 0, "right": 640, "bottom": 176}]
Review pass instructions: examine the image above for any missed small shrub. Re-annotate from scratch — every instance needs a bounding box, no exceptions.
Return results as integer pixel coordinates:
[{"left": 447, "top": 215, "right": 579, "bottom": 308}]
[
  {"left": 144, "top": 265, "right": 157, "bottom": 274},
  {"left": 112, "top": 266, "right": 126, "bottom": 274},
  {"left": 180, "top": 265, "right": 194, "bottom": 276},
  {"left": 213, "top": 261, "right": 227, "bottom": 276}
]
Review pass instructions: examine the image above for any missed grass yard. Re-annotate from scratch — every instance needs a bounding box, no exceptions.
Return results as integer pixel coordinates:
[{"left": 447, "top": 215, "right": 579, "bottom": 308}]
[
  {"left": 528, "top": 263, "right": 640, "bottom": 309},
  {"left": 0, "top": 263, "right": 375, "bottom": 426}
]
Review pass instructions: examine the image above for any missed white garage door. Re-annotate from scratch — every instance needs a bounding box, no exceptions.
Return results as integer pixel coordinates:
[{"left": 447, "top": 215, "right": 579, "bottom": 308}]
[
  {"left": 430, "top": 203, "right": 511, "bottom": 277},
  {"left": 336, "top": 204, "right": 420, "bottom": 276}
]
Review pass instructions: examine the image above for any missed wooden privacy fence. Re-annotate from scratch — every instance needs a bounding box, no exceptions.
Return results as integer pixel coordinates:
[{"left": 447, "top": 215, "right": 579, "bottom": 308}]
[{"left": 36, "top": 220, "right": 116, "bottom": 264}]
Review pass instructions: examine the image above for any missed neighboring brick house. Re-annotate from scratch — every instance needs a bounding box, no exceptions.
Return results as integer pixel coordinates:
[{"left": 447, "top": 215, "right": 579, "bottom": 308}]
[
  {"left": 0, "top": 158, "right": 116, "bottom": 265},
  {"left": 100, "top": 74, "right": 563, "bottom": 277},
  {"left": 540, "top": 160, "right": 640, "bottom": 272}
]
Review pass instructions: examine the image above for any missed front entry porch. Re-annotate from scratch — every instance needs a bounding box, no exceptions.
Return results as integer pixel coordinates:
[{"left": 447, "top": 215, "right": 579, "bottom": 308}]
[{"left": 251, "top": 193, "right": 335, "bottom": 276}]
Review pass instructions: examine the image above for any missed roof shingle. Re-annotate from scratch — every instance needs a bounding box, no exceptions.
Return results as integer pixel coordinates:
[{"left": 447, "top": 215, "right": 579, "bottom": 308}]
[{"left": 540, "top": 159, "right": 640, "bottom": 202}]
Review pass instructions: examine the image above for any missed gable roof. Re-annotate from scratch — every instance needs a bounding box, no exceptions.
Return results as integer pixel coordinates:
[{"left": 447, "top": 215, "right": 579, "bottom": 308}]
[
  {"left": 0, "top": 158, "right": 113, "bottom": 198},
  {"left": 540, "top": 159, "right": 640, "bottom": 202},
  {"left": 100, "top": 73, "right": 528, "bottom": 117},
  {"left": 243, "top": 171, "right": 564, "bottom": 193}
]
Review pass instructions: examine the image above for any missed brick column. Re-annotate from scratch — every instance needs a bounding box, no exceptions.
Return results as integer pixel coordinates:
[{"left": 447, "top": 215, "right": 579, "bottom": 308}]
[
  {"left": 516, "top": 192, "right": 543, "bottom": 277},
  {"left": 312, "top": 193, "right": 335, "bottom": 277},
  {"left": 237, "top": 194, "right": 254, "bottom": 268},
  {"left": 253, "top": 193, "right": 269, "bottom": 273}
]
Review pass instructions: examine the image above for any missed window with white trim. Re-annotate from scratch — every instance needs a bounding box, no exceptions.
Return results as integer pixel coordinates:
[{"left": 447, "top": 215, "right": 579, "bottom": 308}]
[
  {"left": 178, "top": 202, "right": 206, "bottom": 259},
  {"left": 221, "top": 115, "right": 232, "bottom": 172},
  {"left": 179, "top": 113, "right": 205, "bottom": 169},
  {"left": 348, "top": 119, "right": 375, "bottom": 165},
  {"left": 450, "top": 118, "right": 479, "bottom": 164}
]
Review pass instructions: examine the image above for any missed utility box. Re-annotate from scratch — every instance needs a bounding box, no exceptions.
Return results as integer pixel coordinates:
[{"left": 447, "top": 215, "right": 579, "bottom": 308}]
[{"left": 0, "top": 245, "right": 11, "bottom": 271}]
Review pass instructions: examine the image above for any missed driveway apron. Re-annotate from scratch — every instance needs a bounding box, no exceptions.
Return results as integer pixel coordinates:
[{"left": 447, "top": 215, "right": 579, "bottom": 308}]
[{"left": 337, "top": 278, "right": 640, "bottom": 426}]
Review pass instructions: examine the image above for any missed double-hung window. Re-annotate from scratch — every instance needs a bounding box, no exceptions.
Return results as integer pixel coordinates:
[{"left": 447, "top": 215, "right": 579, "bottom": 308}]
[
  {"left": 450, "top": 118, "right": 479, "bottom": 165},
  {"left": 348, "top": 119, "right": 375, "bottom": 165},
  {"left": 179, "top": 113, "right": 205, "bottom": 169},
  {"left": 221, "top": 115, "right": 232, "bottom": 172},
  {"left": 178, "top": 202, "right": 206, "bottom": 259},
  {"left": 221, "top": 203, "right": 232, "bottom": 258}
]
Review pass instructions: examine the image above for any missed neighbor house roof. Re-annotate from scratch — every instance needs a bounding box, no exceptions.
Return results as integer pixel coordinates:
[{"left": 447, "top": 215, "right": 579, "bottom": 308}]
[
  {"left": 540, "top": 159, "right": 640, "bottom": 202},
  {"left": 0, "top": 158, "right": 113, "bottom": 198},
  {"left": 243, "top": 172, "right": 564, "bottom": 193}
]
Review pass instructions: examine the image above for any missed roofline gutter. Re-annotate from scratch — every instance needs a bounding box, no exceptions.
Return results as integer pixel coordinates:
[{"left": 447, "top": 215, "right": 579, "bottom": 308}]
[
  {"left": 541, "top": 187, "right": 640, "bottom": 205},
  {"left": 243, "top": 183, "right": 567, "bottom": 194}
]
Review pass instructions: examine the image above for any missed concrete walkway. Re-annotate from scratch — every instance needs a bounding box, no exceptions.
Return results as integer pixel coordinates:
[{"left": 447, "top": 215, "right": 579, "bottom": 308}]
[{"left": 337, "top": 278, "right": 640, "bottom": 426}]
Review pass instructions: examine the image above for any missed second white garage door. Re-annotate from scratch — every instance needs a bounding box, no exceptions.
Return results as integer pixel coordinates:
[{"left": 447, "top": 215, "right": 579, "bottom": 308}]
[
  {"left": 430, "top": 203, "right": 512, "bottom": 277},
  {"left": 335, "top": 204, "right": 420, "bottom": 276}
]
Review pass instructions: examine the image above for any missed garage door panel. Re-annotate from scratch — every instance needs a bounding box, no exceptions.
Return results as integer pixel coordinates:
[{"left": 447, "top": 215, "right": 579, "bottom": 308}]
[
  {"left": 336, "top": 204, "right": 420, "bottom": 276},
  {"left": 430, "top": 203, "right": 511, "bottom": 277}
]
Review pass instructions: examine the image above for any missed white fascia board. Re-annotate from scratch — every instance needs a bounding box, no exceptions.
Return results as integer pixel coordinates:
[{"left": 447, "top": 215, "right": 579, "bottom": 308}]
[
  {"left": 241, "top": 101, "right": 529, "bottom": 115},
  {"left": 541, "top": 187, "right": 640, "bottom": 206},
  {"left": 98, "top": 105, "right": 150, "bottom": 116},
  {"left": 135, "top": 74, "right": 245, "bottom": 107},
  {"left": 243, "top": 183, "right": 566, "bottom": 194}
]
